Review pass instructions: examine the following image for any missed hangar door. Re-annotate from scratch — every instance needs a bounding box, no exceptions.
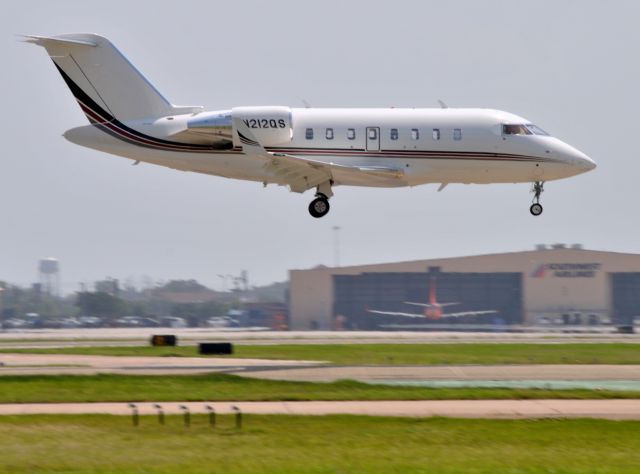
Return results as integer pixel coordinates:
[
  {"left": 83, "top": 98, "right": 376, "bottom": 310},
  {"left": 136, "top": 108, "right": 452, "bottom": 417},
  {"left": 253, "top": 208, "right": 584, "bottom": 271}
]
[{"left": 611, "top": 273, "right": 640, "bottom": 325}]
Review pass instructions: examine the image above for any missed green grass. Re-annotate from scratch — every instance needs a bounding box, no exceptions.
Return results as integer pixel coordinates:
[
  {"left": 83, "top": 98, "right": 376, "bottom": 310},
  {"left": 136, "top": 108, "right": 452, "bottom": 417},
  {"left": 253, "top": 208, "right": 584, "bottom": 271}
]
[
  {"left": 0, "top": 373, "right": 638, "bottom": 403},
  {"left": 3, "top": 342, "right": 640, "bottom": 365},
  {"left": 0, "top": 415, "right": 638, "bottom": 473}
]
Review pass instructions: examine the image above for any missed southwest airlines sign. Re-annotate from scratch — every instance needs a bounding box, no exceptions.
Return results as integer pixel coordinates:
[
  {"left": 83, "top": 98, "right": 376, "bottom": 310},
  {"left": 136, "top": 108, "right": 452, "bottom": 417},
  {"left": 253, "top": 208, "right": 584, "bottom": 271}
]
[{"left": 531, "top": 263, "right": 601, "bottom": 278}]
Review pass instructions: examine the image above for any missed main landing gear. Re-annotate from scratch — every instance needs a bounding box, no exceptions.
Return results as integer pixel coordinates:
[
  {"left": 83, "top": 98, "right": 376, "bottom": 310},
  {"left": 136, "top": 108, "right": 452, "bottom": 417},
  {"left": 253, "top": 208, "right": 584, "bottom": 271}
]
[
  {"left": 529, "top": 181, "right": 544, "bottom": 216},
  {"left": 308, "top": 181, "right": 333, "bottom": 218},
  {"left": 309, "top": 194, "right": 330, "bottom": 218}
]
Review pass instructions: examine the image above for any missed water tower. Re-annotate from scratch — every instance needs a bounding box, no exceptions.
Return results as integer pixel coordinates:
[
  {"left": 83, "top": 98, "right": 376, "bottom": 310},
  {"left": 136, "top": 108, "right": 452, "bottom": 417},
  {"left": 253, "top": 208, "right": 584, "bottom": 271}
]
[{"left": 38, "top": 258, "right": 60, "bottom": 296}]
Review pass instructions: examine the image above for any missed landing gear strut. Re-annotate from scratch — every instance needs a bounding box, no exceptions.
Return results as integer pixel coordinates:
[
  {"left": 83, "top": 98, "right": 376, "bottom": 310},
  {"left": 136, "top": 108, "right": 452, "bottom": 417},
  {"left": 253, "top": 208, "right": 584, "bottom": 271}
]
[
  {"left": 529, "top": 181, "right": 544, "bottom": 216},
  {"left": 308, "top": 181, "right": 333, "bottom": 218}
]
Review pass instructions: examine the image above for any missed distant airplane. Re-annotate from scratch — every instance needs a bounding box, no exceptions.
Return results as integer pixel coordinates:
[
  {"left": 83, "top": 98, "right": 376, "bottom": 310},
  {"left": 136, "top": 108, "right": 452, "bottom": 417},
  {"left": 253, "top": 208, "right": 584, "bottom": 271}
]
[
  {"left": 26, "top": 34, "right": 596, "bottom": 218},
  {"left": 367, "top": 276, "right": 498, "bottom": 320}
]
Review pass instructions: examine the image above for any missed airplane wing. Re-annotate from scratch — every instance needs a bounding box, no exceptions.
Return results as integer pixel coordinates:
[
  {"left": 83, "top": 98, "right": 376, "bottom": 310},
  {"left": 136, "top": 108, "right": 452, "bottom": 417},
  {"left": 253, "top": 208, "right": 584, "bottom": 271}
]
[
  {"left": 440, "top": 310, "right": 498, "bottom": 318},
  {"left": 369, "top": 308, "right": 497, "bottom": 319},
  {"left": 380, "top": 323, "right": 507, "bottom": 330},
  {"left": 234, "top": 118, "right": 404, "bottom": 193},
  {"left": 366, "top": 309, "right": 425, "bottom": 318}
]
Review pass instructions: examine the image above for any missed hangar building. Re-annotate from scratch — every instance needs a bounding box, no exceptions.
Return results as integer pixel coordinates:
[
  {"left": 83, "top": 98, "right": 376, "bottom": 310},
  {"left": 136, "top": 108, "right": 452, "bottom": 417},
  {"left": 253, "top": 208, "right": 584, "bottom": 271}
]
[{"left": 288, "top": 245, "right": 640, "bottom": 330}]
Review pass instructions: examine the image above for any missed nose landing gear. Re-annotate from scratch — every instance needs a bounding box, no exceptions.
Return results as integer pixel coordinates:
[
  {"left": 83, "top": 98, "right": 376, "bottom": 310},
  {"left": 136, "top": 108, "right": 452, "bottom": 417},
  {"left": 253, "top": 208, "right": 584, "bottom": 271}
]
[{"left": 529, "top": 181, "right": 544, "bottom": 216}]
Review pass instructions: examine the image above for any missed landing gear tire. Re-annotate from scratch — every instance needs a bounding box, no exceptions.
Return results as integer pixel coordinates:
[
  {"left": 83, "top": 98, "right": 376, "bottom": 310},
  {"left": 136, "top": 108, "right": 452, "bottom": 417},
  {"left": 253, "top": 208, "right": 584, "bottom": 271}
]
[
  {"left": 529, "top": 181, "right": 545, "bottom": 217},
  {"left": 530, "top": 203, "right": 543, "bottom": 216},
  {"left": 309, "top": 197, "right": 330, "bottom": 218}
]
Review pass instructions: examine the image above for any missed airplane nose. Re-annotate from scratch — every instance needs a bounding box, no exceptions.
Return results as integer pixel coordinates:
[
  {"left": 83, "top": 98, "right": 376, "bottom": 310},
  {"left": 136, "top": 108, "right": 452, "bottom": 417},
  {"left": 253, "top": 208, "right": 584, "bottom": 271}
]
[
  {"left": 557, "top": 140, "right": 596, "bottom": 173},
  {"left": 576, "top": 151, "right": 596, "bottom": 172}
]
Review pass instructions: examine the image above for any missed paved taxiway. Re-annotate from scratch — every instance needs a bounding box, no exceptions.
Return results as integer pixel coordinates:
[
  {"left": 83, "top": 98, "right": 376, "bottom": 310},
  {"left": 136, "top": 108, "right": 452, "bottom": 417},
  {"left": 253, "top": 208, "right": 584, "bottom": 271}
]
[
  {"left": 0, "top": 353, "right": 320, "bottom": 375},
  {"left": 0, "top": 400, "right": 638, "bottom": 419},
  {"left": 237, "top": 364, "right": 640, "bottom": 382},
  {"left": 1, "top": 354, "right": 640, "bottom": 384}
]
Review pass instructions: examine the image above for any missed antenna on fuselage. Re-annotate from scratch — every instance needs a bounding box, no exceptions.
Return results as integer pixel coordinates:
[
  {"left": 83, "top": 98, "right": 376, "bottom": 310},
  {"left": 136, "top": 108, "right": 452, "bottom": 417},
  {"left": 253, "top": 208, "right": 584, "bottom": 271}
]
[
  {"left": 437, "top": 99, "right": 448, "bottom": 109},
  {"left": 301, "top": 99, "right": 312, "bottom": 108}
]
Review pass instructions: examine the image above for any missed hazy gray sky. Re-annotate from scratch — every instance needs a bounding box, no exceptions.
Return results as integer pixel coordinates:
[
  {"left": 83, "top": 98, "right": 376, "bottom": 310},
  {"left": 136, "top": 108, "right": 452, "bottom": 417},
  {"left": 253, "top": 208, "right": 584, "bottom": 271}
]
[{"left": 2, "top": 0, "right": 639, "bottom": 293}]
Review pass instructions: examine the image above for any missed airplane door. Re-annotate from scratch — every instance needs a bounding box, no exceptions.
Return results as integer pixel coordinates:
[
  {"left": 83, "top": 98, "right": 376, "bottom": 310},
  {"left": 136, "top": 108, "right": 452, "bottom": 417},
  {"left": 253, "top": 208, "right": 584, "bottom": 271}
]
[{"left": 366, "top": 127, "right": 380, "bottom": 151}]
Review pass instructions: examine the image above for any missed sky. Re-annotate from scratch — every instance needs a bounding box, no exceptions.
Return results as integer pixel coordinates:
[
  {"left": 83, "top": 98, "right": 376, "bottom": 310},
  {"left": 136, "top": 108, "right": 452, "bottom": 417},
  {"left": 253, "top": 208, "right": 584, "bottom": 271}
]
[{"left": 2, "top": 0, "right": 639, "bottom": 293}]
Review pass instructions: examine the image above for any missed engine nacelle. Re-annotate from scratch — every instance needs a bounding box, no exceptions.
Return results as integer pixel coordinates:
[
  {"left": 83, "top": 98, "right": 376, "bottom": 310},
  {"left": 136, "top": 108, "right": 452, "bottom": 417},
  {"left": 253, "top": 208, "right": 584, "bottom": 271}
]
[{"left": 232, "top": 106, "right": 292, "bottom": 147}]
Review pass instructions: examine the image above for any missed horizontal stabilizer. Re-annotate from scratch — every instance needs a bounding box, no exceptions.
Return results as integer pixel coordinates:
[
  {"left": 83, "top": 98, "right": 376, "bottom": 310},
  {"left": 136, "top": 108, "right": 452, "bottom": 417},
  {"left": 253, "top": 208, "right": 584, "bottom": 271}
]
[
  {"left": 404, "top": 301, "right": 460, "bottom": 308},
  {"left": 20, "top": 34, "right": 97, "bottom": 47}
]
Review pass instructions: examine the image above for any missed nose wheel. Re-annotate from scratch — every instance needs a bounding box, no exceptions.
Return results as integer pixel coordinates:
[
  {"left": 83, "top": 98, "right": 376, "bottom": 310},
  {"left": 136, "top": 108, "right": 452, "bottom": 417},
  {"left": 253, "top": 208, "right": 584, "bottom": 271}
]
[
  {"left": 530, "top": 203, "right": 543, "bottom": 216},
  {"left": 309, "top": 194, "right": 330, "bottom": 218},
  {"left": 529, "top": 181, "right": 544, "bottom": 216}
]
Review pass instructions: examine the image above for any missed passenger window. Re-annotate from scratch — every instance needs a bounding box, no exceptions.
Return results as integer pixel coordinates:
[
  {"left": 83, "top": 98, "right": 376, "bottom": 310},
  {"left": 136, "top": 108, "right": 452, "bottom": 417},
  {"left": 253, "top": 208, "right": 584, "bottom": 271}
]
[
  {"left": 432, "top": 128, "right": 440, "bottom": 140},
  {"left": 305, "top": 128, "right": 314, "bottom": 140},
  {"left": 411, "top": 129, "right": 419, "bottom": 140},
  {"left": 390, "top": 128, "right": 398, "bottom": 140},
  {"left": 326, "top": 128, "right": 334, "bottom": 140},
  {"left": 347, "top": 128, "right": 356, "bottom": 140},
  {"left": 368, "top": 128, "right": 377, "bottom": 140},
  {"left": 453, "top": 128, "right": 462, "bottom": 141}
]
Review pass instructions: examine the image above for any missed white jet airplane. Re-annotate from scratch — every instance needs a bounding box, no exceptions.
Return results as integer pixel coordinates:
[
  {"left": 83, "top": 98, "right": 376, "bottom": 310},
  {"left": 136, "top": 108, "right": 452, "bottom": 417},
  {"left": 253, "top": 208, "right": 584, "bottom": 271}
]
[{"left": 26, "top": 33, "right": 596, "bottom": 218}]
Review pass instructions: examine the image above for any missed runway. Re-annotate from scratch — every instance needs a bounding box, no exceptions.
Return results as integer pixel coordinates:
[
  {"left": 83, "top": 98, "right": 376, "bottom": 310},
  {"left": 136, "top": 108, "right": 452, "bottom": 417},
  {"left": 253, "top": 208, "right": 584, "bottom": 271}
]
[
  {"left": 0, "top": 399, "right": 638, "bottom": 419},
  {"left": 0, "top": 329, "right": 638, "bottom": 348}
]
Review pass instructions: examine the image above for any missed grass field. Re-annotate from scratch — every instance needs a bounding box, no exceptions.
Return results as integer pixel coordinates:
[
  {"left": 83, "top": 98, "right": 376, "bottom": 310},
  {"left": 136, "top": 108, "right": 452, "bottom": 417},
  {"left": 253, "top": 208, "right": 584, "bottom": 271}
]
[
  {"left": 3, "top": 343, "right": 640, "bottom": 365},
  {"left": 0, "top": 373, "right": 639, "bottom": 403},
  {"left": 0, "top": 415, "right": 638, "bottom": 473}
]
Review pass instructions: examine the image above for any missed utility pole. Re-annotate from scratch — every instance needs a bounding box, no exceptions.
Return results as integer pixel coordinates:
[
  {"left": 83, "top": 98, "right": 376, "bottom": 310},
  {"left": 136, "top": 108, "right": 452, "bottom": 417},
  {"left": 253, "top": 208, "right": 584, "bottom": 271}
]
[{"left": 332, "top": 226, "right": 341, "bottom": 267}]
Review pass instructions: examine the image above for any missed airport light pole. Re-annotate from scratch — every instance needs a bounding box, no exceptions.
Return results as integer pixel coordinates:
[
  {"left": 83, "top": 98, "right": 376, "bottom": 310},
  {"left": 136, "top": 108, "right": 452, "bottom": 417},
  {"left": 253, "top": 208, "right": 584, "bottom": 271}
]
[
  {"left": 0, "top": 286, "right": 4, "bottom": 332},
  {"left": 332, "top": 226, "right": 341, "bottom": 268},
  {"left": 217, "top": 274, "right": 226, "bottom": 292}
]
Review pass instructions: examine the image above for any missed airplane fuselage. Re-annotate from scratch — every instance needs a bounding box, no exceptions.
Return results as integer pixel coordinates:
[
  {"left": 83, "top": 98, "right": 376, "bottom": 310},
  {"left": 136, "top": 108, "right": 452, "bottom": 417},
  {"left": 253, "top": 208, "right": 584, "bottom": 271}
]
[
  {"left": 424, "top": 305, "right": 444, "bottom": 320},
  {"left": 65, "top": 107, "right": 595, "bottom": 189}
]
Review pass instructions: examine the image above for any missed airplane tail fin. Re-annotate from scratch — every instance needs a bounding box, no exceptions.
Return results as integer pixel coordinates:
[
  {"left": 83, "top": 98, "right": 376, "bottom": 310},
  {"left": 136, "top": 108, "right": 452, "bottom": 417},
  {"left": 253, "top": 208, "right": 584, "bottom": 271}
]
[
  {"left": 24, "top": 34, "right": 201, "bottom": 122},
  {"left": 428, "top": 276, "right": 437, "bottom": 305}
]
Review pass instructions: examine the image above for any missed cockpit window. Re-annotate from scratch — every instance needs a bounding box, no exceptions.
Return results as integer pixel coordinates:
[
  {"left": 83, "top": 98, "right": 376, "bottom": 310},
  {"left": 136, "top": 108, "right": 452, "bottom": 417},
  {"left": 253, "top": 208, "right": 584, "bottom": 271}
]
[
  {"left": 525, "top": 124, "right": 550, "bottom": 136},
  {"left": 503, "top": 124, "right": 531, "bottom": 135},
  {"left": 503, "top": 123, "right": 550, "bottom": 136}
]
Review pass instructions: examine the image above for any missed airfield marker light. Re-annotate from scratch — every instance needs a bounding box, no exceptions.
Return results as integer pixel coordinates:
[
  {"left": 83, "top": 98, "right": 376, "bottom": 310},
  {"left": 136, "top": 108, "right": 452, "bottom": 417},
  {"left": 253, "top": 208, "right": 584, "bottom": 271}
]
[
  {"left": 231, "top": 405, "right": 242, "bottom": 430},
  {"left": 205, "top": 405, "right": 216, "bottom": 428},
  {"left": 179, "top": 405, "right": 191, "bottom": 428},
  {"left": 154, "top": 404, "right": 164, "bottom": 425},
  {"left": 128, "top": 403, "right": 139, "bottom": 427}
]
